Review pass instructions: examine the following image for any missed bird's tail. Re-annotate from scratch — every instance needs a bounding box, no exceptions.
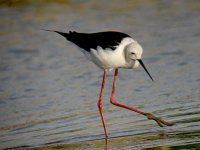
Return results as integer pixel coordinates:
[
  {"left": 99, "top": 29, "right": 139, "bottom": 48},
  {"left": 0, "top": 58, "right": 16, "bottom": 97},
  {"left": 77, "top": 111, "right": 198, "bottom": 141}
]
[{"left": 41, "top": 29, "right": 69, "bottom": 39}]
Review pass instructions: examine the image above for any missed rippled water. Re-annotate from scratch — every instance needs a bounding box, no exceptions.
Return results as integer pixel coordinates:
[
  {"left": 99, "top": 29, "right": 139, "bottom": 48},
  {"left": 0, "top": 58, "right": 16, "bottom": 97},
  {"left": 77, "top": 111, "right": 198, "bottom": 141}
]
[{"left": 0, "top": 1, "right": 200, "bottom": 149}]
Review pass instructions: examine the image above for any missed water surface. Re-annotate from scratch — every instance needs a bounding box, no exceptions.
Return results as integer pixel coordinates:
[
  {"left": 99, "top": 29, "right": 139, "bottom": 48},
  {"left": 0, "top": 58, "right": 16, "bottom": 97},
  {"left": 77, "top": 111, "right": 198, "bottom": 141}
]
[{"left": 0, "top": 1, "right": 200, "bottom": 149}]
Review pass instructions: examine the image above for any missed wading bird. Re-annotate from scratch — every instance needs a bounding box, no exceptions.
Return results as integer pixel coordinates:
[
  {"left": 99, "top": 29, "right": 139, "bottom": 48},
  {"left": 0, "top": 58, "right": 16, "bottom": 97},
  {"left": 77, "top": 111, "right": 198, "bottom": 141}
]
[{"left": 43, "top": 30, "right": 173, "bottom": 138}]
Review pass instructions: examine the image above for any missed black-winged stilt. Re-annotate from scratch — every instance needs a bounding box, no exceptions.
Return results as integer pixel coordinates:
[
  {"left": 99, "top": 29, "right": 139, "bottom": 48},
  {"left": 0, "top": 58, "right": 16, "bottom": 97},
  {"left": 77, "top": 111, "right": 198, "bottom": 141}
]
[{"left": 43, "top": 30, "right": 173, "bottom": 138}]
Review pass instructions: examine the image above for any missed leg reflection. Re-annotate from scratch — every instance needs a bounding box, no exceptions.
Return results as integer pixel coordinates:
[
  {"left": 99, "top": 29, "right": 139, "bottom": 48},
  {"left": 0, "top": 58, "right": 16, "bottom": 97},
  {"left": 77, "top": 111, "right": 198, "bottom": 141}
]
[{"left": 104, "top": 137, "right": 108, "bottom": 150}]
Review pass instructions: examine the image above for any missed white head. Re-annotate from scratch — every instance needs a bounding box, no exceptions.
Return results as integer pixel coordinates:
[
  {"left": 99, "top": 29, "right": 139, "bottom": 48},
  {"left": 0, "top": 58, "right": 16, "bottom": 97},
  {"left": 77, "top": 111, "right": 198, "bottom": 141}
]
[
  {"left": 125, "top": 42, "right": 143, "bottom": 61},
  {"left": 125, "top": 42, "right": 154, "bottom": 81}
]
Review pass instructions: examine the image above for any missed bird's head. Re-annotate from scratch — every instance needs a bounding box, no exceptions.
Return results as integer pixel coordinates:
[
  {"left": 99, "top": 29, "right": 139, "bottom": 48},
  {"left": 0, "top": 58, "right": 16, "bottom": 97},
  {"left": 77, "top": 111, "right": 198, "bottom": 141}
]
[
  {"left": 126, "top": 42, "right": 143, "bottom": 60},
  {"left": 125, "top": 42, "right": 154, "bottom": 81}
]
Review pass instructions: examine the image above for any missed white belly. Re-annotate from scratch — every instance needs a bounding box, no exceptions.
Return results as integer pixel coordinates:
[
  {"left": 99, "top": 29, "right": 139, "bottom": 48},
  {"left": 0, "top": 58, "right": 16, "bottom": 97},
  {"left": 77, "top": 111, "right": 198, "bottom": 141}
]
[
  {"left": 80, "top": 37, "right": 136, "bottom": 70},
  {"left": 89, "top": 46, "right": 127, "bottom": 69}
]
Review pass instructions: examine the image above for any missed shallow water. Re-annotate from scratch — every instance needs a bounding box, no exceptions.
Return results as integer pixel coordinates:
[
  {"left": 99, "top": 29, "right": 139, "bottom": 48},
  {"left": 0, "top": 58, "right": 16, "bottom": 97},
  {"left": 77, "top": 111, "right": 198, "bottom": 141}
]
[{"left": 0, "top": 1, "right": 200, "bottom": 149}]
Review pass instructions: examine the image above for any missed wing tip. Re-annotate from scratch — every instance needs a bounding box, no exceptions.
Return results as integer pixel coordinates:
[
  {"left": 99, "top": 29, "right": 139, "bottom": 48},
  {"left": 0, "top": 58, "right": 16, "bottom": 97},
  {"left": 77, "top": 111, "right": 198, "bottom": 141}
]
[
  {"left": 41, "top": 29, "right": 70, "bottom": 38},
  {"left": 41, "top": 29, "right": 77, "bottom": 35}
]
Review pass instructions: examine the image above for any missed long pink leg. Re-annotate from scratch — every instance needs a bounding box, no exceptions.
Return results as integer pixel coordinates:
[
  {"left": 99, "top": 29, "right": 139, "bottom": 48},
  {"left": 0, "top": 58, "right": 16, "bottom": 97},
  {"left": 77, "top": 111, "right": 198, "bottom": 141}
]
[
  {"left": 110, "top": 69, "right": 174, "bottom": 127},
  {"left": 98, "top": 70, "right": 108, "bottom": 138}
]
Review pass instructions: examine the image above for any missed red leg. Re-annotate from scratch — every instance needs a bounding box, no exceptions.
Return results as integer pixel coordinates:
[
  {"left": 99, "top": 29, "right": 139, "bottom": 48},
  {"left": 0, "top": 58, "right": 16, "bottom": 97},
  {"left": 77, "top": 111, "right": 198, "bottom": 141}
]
[
  {"left": 110, "top": 69, "right": 174, "bottom": 127},
  {"left": 98, "top": 70, "right": 108, "bottom": 138},
  {"left": 110, "top": 69, "right": 146, "bottom": 115}
]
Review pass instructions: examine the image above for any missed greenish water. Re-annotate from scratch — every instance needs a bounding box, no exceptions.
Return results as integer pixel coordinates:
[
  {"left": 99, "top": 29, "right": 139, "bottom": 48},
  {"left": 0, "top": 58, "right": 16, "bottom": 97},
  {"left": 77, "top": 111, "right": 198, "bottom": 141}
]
[{"left": 0, "top": 0, "right": 200, "bottom": 149}]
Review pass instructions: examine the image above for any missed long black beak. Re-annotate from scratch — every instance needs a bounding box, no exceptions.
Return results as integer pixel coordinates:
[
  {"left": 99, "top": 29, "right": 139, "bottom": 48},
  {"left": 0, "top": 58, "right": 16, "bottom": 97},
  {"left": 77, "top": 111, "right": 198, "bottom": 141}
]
[{"left": 138, "top": 59, "right": 154, "bottom": 81}]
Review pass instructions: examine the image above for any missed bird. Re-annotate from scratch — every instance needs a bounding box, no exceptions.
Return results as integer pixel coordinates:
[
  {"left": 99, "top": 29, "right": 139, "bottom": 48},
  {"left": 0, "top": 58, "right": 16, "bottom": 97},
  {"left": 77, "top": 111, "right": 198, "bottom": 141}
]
[{"left": 43, "top": 30, "right": 173, "bottom": 139}]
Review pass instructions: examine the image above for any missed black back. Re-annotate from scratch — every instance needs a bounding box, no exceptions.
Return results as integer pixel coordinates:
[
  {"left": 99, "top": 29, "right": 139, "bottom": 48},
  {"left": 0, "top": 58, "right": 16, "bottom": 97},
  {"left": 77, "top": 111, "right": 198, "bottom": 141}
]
[{"left": 55, "top": 31, "right": 131, "bottom": 52}]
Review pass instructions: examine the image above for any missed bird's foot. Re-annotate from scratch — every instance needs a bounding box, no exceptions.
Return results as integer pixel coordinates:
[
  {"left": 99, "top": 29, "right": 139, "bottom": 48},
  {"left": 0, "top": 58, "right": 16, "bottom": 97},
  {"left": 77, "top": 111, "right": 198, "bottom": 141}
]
[{"left": 144, "top": 113, "right": 174, "bottom": 127}]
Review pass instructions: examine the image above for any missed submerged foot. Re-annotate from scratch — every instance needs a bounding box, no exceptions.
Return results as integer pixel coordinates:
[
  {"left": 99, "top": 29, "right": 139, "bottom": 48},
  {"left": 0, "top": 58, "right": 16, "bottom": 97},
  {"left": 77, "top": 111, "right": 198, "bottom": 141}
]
[{"left": 144, "top": 113, "right": 174, "bottom": 127}]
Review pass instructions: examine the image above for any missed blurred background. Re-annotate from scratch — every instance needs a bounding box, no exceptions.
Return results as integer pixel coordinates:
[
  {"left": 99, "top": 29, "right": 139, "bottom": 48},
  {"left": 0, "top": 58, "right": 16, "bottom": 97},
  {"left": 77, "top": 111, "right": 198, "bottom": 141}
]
[{"left": 0, "top": 0, "right": 200, "bottom": 149}]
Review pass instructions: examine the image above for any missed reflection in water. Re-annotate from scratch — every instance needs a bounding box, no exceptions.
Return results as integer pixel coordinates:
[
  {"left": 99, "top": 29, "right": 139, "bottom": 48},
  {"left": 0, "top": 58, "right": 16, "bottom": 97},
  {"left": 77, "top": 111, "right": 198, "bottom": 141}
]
[
  {"left": 0, "top": 0, "right": 200, "bottom": 150},
  {"left": 28, "top": 132, "right": 200, "bottom": 150},
  {"left": 105, "top": 138, "right": 108, "bottom": 150}
]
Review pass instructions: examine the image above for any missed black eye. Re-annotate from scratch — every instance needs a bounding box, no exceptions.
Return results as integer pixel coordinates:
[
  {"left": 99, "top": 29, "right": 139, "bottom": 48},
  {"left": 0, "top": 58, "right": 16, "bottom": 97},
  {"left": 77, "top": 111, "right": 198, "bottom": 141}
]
[{"left": 131, "top": 52, "right": 135, "bottom": 54}]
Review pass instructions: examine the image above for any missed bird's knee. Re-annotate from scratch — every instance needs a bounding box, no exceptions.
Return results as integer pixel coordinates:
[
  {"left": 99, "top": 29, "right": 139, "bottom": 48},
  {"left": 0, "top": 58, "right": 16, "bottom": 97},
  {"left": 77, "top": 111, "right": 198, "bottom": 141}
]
[
  {"left": 110, "top": 97, "right": 116, "bottom": 105},
  {"left": 97, "top": 99, "right": 102, "bottom": 109},
  {"left": 110, "top": 101, "right": 114, "bottom": 105}
]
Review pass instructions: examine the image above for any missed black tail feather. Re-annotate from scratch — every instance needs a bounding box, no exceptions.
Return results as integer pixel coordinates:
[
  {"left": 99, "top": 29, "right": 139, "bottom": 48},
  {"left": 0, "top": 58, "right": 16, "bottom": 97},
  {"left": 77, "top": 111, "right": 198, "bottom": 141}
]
[{"left": 41, "top": 29, "right": 69, "bottom": 39}]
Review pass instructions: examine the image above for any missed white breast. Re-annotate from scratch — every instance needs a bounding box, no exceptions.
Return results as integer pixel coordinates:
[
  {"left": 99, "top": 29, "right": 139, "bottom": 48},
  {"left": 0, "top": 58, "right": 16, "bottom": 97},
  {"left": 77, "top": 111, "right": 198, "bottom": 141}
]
[{"left": 87, "top": 37, "right": 136, "bottom": 70}]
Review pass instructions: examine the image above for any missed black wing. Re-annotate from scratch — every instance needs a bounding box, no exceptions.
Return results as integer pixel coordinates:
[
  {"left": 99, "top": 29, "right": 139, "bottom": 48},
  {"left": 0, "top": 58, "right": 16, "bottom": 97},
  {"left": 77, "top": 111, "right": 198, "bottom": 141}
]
[{"left": 53, "top": 31, "right": 131, "bottom": 52}]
